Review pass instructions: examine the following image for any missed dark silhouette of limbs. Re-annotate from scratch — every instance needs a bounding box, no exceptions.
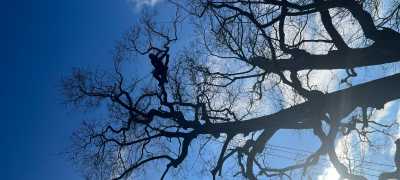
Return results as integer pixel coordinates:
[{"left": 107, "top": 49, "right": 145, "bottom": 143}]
[{"left": 149, "top": 52, "right": 169, "bottom": 86}]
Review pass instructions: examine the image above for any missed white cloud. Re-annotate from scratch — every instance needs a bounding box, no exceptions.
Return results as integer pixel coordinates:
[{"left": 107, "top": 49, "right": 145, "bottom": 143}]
[
  {"left": 368, "top": 101, "right": 400, "bottom": 155},
  {"left": 128, "top": 0, "right": 163, "bottom": 9},
  {"left": 390, "top": 103, "right": 400, "bottom": 154},
  {"left": 318, "top": 134, "right": 360, "bottom": 180},
  {"left": 397, "top": 106, "right": 400, "bottom": 137},
  {"left": 373, "top": 101, "right": 396, "bottom": 123},
  {"left": 317, "top": 137, "right": 345, "bottom": 180},
  {"left": 318, "top": 164, "right": 340, "bottom": 180}
]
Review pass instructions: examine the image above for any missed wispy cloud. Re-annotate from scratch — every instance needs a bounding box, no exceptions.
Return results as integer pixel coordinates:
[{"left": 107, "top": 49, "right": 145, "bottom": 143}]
[
  {"left": 318, "top": 101, "right": 400, "bottom": 179},
  {"left": 128, "top": 0, "right": 163, "bottom": 9},
  {"left": 317, "top": 135, "right": 353, "bottom": 180},
  {"left": 396, "top": 105, "right": 400, "bottom": 137}
]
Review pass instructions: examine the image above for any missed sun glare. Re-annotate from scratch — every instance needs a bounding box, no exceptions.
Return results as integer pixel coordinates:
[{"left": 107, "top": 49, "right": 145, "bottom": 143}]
[{"left": 318, "top": 165, "right": 340, "bottom": 180}]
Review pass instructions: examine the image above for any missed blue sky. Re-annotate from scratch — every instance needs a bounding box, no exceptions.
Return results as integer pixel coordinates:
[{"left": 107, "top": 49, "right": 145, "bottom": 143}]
[{"left": 1, "top": 0, "right": 142, "bottom": 179}]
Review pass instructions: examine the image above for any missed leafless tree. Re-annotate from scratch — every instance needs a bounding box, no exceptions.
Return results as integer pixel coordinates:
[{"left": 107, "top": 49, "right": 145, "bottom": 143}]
[{"left": 63, "top": 0, "right": 400, "bottom": 179}]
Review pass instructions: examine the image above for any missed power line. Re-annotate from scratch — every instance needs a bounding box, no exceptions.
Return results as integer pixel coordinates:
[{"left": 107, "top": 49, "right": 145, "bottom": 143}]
[
  {"left": 264, "top": 152, "right": 380, "bottom": 178},
  {"left": 215, "top": 138, "right": 396, "bottom": 177},
  {"left": 221, "top": 137, "right": 396, "bottom": 168},
  {"left": 266, "top": 144, "right": 396, "bottom": 168},
  {"left": 265, "top": 150, "right": 384, "bottom": 174},
  {"left": 230, "top": 137, "right": 396, "bottom": 168}
]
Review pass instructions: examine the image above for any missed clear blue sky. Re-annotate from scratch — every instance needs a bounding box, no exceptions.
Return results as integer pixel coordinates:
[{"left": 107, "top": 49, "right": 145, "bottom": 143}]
[{"left": 1, "top": 0, "right": 140, "bottom": 179}]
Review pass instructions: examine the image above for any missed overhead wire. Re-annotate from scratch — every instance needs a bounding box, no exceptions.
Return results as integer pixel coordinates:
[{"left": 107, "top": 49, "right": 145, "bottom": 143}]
[
  {"left": 264, "top": 151, "right": 380, "bottom": 178},
  {"left": 266, "top": 144, "right": 396, "bottom": 168},
  {"left": 213, "top": 137, "right": 396, "bottom": 178}
]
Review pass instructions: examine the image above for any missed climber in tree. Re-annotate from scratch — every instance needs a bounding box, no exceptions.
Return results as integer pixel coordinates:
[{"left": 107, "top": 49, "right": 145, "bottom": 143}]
[{"left": 149, "top": 50, "right": 169, "bottom": 86}]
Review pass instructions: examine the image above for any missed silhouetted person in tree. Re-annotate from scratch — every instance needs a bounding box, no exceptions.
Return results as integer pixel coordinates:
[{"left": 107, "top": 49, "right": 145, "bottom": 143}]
[{"left": 149, "top": 52, "right": 169, "bottom": 86}]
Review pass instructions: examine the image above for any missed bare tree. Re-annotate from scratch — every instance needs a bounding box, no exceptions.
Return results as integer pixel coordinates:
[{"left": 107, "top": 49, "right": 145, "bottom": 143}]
[{"left": 63, "top": 0, "right": 400, "bottom": 179}]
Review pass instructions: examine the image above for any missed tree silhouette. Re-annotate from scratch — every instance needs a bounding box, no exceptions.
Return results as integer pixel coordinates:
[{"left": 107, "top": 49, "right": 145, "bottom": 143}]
[{"left": 63, "top": 0, "right": 400, "bottom": 179}]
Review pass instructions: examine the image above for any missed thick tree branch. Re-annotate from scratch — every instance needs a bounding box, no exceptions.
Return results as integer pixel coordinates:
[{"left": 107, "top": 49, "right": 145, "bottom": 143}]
[
  {"left": 203, "top": 73, "right": 400, "bottom": 135},
  {"left": 249, "top": 42, "right": 400, "bottom": 72},
  {"left": 314, "top": 0, "right": 348, "bottom": 50}
]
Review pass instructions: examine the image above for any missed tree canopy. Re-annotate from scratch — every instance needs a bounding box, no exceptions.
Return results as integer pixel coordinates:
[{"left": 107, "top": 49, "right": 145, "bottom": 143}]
[{"left": 63, "top": 0, "right": 400, "bottom": 179}]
